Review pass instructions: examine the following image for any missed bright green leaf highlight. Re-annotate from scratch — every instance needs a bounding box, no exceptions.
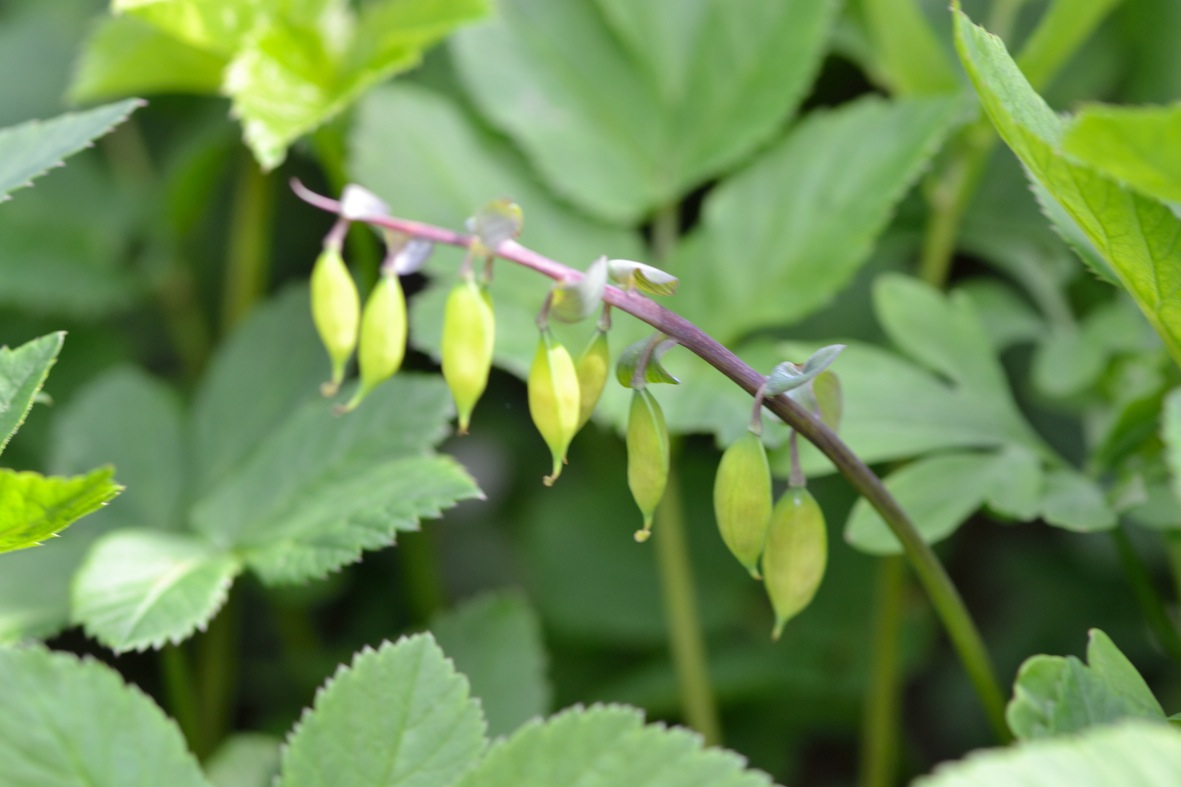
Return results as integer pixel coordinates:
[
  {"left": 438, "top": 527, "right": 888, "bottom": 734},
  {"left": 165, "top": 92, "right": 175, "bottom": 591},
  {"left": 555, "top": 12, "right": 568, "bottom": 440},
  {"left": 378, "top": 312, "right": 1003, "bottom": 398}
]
[
  {"left": 1062, "top": 103, "right": 1181, "bottom": 205},
  {"left": 0, "top": 332, "right": 63, "bottom": 455},
  {"left": 0, "top": 646, "right": 207, "bottom": 787},
  {"left": 0, "top": 467, "right": 120, "bottom": 555},
  {"left": 278, "top": 634, "right": 486, "bottom": 787}
]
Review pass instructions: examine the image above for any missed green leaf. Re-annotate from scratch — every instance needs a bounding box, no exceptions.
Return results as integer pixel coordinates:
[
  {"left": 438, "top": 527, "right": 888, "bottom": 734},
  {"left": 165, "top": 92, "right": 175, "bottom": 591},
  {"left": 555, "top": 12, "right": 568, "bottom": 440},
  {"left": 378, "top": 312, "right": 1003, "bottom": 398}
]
[
  {"left": 1013, "top": 0, "right": 1125, "bottom": 92},
  {"left": 455, "top": 704, "right": 772, "bottom": 786},
  {"left": 71, "top": 529, "right": 240, "bottom": 652},
  {"left": 0, "top": 646, "right": 207, "bottom": 787},
  {"left": 673, "top": 96, "right": 963, "bottom": 344},
  {"left": 113, "top": 0, "right": 261, "bottom": 55},
  {"left": 1030, "top": 181, "right": 1120, "bottom": 287},
  {"left": 953, "top": 8, "right": 1181, "bottom": 366},
  {"left": 278, "top": 634, "right": 486, "bottom": 787},
  {"left": 452, "top": 0, "right": 836, "bottom": 223},
  {"left": 858, "top": 0, "right": 958, "bottom": 94},
  {"left": 0, "top": 332, "right": 63, "bottom": 456},
  {"left": 763, "top": 345, "right": 845, "bottom": 397},
  {"left": 205, "top": 734, "right": 281, "bottom": 787},
  {"left": 0, "top": 99, "right": 142, "bottom": 201},
  {"left": 1007, "top": 629, "right": 1166, "bottom": 741},
  {"left": 1162, "top": 388, "right": 1181, "bottom": 505},
  {"left": 191, "top": 376, "right": 482, "bottom": 584},
  {"left": 913, "top": 720, "right": 1181, "bottom": 786},
  {"left": 431, "top": 591, "right": 551, "bottom": 738},
  {"left": 1039, "top": 468, "right": 1117, "bottom": 532},
  {"left": 1062, "top": 103, "right": 1181, "bottom": 205},
  {"left": 0, "top": 467, "right": 121, "bottom": 555}
]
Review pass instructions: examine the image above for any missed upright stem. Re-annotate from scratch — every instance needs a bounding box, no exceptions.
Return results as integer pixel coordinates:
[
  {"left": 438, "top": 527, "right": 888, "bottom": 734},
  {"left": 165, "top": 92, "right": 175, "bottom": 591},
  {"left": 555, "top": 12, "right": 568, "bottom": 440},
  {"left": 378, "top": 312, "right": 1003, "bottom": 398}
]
[
  {"left": 1111, "top": 526, "right": 1181, "bottom": 668},
  {"left": 859, "top": 556, "right": 907, "bottom": 787},
  {"left": 161, "top": 644, "right": 202, "bottom": 755},
  {"left": 196, "top": 591, "right": 239, "bottom": 758},
  {"left": 222, "top": 157, "right": 274, "bottom": 331}
]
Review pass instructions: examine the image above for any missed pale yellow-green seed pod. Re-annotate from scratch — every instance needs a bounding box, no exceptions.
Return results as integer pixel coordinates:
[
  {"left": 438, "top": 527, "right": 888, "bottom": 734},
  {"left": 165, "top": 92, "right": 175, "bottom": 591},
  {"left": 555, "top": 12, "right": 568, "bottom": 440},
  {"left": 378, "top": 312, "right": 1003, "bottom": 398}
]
[
  {"left": 441, "top": 277, "right": 495, "bottom": 434},
  {"left": 528, "top": 329, "right": 581, "bottom": 486},
  {"left": 310, "top": 245, "right": 360, "bottom": 396},
  {"left": 763, "top": 486, "right": 827, "bottom": 640},
  {"left": 714, "top": 431, "right": 773, "bottom": 578},
  {"left": 574, "top": 329, "right": 609, "bottom": 431},
  {"left": 339, "top": 271, "right": 407, "bottom": 413},
  {"left": 626, "top": 387, "right": 670, "bottom": 542}
]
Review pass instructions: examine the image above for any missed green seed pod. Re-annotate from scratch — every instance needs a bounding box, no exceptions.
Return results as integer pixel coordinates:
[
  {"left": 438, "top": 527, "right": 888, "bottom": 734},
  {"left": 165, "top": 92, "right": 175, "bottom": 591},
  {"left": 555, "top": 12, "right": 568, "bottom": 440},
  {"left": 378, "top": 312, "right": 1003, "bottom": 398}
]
[
  {"left": 812, "top": 371, "right": 843, "bottom": 433},
  {"left": 441, "top": 277, "right": 495, "bottom": 434},
  {"left": 626, "top": 388, "right": 670, "bottom": 542},
  {"left": 714, "top": 431, "right": 773, "bottom": 578},
  {"left": 763, "top": 486, "right": 827, "bottom": 640},
  {"left": 310, "top": 245, "right": 360, "bottom": 396},
  {"left": 528, "top": 329, "right": 581, "bottom": 486},
  {"left": 338, "top": 271, "right": 407, "bottom": 413},
  {"left": 574, "top": 329, "right": 609, "bottom": 431}
]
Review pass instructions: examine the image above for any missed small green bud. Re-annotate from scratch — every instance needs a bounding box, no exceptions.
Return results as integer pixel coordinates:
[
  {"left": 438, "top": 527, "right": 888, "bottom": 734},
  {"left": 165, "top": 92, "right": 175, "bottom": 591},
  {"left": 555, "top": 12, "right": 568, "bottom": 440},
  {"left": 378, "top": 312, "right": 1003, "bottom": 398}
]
[
  {"left": 574, "top": 329, "right": 609, "bottom": 431},
  {"left": 626, "top": 388, "right": 670, "bottom": 542},
  {"left": 714, "top": 431, "right": 773, "bottom": 578},
  {"left": 441, "top": 276, "right": 495, "bottom": 434},
  {"left": 528, "top": 329, "right": 581, "bottom": 486},
  {"left": 763, "top": 486, "right": 827, "bottom": 640},
  {"left": 338, "top": 271, "right": 407, "bottom": 413},
  {"left": 311, "top": 244, "right": 360, "bottom": 396}
]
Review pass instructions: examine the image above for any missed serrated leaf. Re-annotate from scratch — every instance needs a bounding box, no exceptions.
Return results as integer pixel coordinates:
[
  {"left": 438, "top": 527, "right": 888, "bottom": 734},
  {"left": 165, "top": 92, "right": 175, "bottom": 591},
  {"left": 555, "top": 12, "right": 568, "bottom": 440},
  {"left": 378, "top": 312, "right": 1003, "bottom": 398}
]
[
  {"left": 1062, "top": 103, "right": 1181, "bottom": 205},
  {"left": 452, "top": 0, "right": 836, "bottom": 223},
  {"left": 278, "top": 634, "right": 486, "bottom": 787},
  {"left": 71, "top": 529, "right": 240, "bottom": 652},
  {"left": 0, "top": 646, "right": 207, "bottom": 787},
  {"left": 205, "top": 734, "right": 281, "bottom": 787},
  {"left": 0, "top": 99, "right": 141, "bottom": 201},
  {"left": 455, "top": 704, "right": 772, "bottom": 787},
  {"left": 192, "top": 376, "right": 482, "bottom": 584},
  {"left": 1030, "top": 181, "right": 1120, "bottom": 287},
  {"left": 0, "top": 332, "right": 63, "bottom": 455},
  {"left": 1006, "top": 629, "right": 1166, "bottom": 741},
  {"left": 673, "top": 95, "right": 963, "bottom": 344},
  {"left": 0, "top": 467, "right": 120, "bottom": 555}
]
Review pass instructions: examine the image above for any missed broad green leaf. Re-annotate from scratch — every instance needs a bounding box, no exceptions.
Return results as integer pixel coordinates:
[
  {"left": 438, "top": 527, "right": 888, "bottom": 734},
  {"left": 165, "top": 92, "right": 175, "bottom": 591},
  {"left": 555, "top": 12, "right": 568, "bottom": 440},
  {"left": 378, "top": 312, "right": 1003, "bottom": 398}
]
[
  {"left": 1032, "top": 327, "right": 1107, "bottom": 399},
  {"left": 1062, "top": 103, "right": 1181, "bottom": 205},
  {"left": 1014, "top": 0, "right": 1125, "bottom": 92},
  {"left": 71, "top": 529, "right": 240, "bottom": 652},
  {"left": 114, "top": 0, "right": 263, "bottom": 55},
  {"left": 191, "top": 375, "right": 482, "bottom": 584},
  {"left": 0, "top": 2, "right": 96, "bottom": 127},
  {"left": 1030, "top": 181, "right": 1119, "bottom": 286},
  {"left": 455, "top": 704, "right": 772, "bottom": 787},
  {"left": 0, "top": 646, "right": 207, "bottom": 787},
  {"left": 858, "top": 0, "right": 958, "bottom": 94},
  {"left": 957, "top": 278, "right": 1043, "bottom": 351},
  {"left": 673, "top": 96, "right": 962, "bottom": 344},
  {"left": 0, "top": 99, "right": 141, "bottom": 201},
  {"left": 954, "top": 8, "right": 1181, "bottom": 366},
  {"left": 1039, "top": 468, "right": 1117, "bottom": 532},
  {"left": 983, "top": 445, "right": 1044, "bottom": 521},
  {"left": 431, "top": 591, "right": 551, "bottom": 738},
  {"left": 1007, "top": 629, "right": 1166, "bottom": 741},
  {"left": 1163, "top": 388, "right": 1181, "bottom": 505},
  {"left": 452, "top": 0, "right": 836, "bottom": 223},
  {"left": 913, "top": 720, "right": 1181, "bottom": 786},
  {"left": 278, "top": 634, "right": 486, "bottom": 787},
  {"left": 205, "top": 734, "right": 281, "bottom": 787},
  {"left": 0, "top": 332, "right": 63, "bottom": 455},
  {"left": 0, "top": 467, "right": 120, "bottom": 555}
]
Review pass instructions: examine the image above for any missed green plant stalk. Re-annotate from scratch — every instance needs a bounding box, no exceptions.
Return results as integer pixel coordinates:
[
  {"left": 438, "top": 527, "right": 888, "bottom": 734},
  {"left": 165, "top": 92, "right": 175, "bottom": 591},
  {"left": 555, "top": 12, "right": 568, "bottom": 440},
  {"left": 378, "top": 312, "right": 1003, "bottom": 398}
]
[
  {"left": 859, "top": 555, "right": 906, "bottom": 787},
  {"left": 399, "top": 528, "right": 448, "bottom": 626},
  {"left": 196, "top": 591, "right": 240, "bottom": 759},
  {"left": 161, "top": 644, "right": 203, "bottom": 755},
  {"left": 1111, "top": 526, "right": 1181, "bottom": 668},
  {"left": 292, "top": 183, "right": 1013, "bottom": 741},
  {"left": 221, "top": 155, "right": 274, "bottom": 331}
]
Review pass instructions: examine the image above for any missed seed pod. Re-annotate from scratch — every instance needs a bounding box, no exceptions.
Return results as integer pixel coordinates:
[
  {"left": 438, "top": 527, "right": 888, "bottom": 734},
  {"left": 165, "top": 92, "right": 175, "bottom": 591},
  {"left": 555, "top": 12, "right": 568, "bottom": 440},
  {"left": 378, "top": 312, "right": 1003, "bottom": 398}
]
[
  {"left": 574, "top": 329, "right": 609, "bottom": 431},
  {"left": 528, "top": 329, "right": 581, "bottom": 486},
  {"left": 714, "top": 431, "right": 773, "bottom": 578},
  {"left": 763, "top": 486, "right": 827, "bottom": 640},
  {"left": 442, "top": 277, "right": 496, "bottom": 434},
  {"left": 310, "top": 245, "right": 360, "bottom": 396},
  {"left": 339, "top": 271, "right": 407, "bottom": 413},
  {"left": 626, "top": 387, "right": 669, "bottom": 542}
]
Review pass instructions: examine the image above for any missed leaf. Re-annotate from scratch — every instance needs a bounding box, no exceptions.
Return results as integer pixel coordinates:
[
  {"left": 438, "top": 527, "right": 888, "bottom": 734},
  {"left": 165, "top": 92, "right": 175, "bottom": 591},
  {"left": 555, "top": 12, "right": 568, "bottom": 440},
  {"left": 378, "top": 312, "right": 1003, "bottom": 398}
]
[
  {"left": 71, "top": 529, "right": 240, "bottom": 652},
  {"left": 0, "top": 332, "right": 63, "bottom": 456},
  {"left": 0, "top": 646, "right": 207, "bottom": 787},
  {"left": 452, "top": 0, "right": 836, "bottom": 223},
  {"left": 858, "top": 0, "right": 958, "bottom": 94},
  {"left": 0, "top": 99, "right": 142, "bottom": 201},
  {"left": 1039, "top": 468, "right": 1117, "bottom": 532},
  {"left": 1013, "top": 0, "right": 1125, "bottom": 92},
  {"left": 913, "top": 720, "right": 1181, "bottom": 786},
  {"left": 0, "top": 467, "right": 121, "bottom": 555},
  {"left": 191, "top": 376, "right": 482, "bottom": 584},
  {"left": 1006, "top": 629, "right": 1166, "bottom": 741},
  {"left": 205, "top": 734, "right": 282, "bottom": 787},
  {"left": 1030, "top": 180, "right": 1120, "bottom": 287},
  {"left": 673, "top": 96, "right": 963, "bottom": 344},
  {"left": 113, "top": 0, "right": 261, "bottom": 55},
  {"left": 763, "top": 345, "right": 845, "bottom": 397},
  {"left": 278, "top": 634, "right": 486, "bottom": 787},
  {"left": 953, "top": 8, "right": 1181, "bottom": 366},
  {"left": 1162, "top": 388, "right": 1181, "bottom": 505},
  {"left": 431, "top": 591, "right": 551, "bottom": 738},
  {"left": 454, "top": 704, "right": 772, "bottom": 787},
  {"left": 1062, "top": 103, "right": 1181, "bottom": 205}
]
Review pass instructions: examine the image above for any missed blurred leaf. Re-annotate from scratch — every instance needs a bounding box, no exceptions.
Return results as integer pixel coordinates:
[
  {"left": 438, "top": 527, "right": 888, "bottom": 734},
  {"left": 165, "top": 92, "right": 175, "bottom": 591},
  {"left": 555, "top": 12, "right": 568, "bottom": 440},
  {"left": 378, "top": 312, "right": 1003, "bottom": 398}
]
[
  {"left": 858, "top": 0, "right": 958, "bottom": 94},
  {"left": 0, "top": 467, "right": 120, "bottom": 555},
  {"left": 72, "top": 529, "right": 239, "bottom": 652},
  {"left": 0, "top": 3, "right": 96, "bottom": 126},
  {"left": 1039, "top": 468, "right": 1117, "bottom": 532},
  {"left": 113, "top": 0, "right": 261, "bottom": 55},
  {"left": 1007, "top": 629, "right": 1166, "bottom": 740},
  {"left": 1032, "top": 327, "right": 1107, "bottom": 399},
  {"left": 278, "top": 634, "right": 486, "bottom": 787},
  {"left": 1162, "top": 388, "right": 1181, "bottom": 505},
  {"left": 205, "top": 734, "right": 281, "bottom": 787},
  {"left": 1062, "top": 103, "right": 1181, "bottom": 205},
  {"left": 0, "top": 646, "right": 207, "bottom": 787},
  {"left": 452, "top": 0, "right": 836, "bottom": 223},
  {"left": 0, "top": 332, "right": 62, "bottom": 455},
  {"left": 763, "top": 345, "right": 844, "bottom": 397},
  {"left": 431, "top": 591, "right": 551, "bottom": 737},
  {"left": 454, "top": 705, "right": 772, "bottom": 787},
  {"left": 1014, "top": 0, "right": 1125, "bottom": 92},
  {"left": 0, "top": 99, "right": 141, "bottom": 201},
  {"left": 957, "top": 278, "right": 1044, "bottom": 350}
]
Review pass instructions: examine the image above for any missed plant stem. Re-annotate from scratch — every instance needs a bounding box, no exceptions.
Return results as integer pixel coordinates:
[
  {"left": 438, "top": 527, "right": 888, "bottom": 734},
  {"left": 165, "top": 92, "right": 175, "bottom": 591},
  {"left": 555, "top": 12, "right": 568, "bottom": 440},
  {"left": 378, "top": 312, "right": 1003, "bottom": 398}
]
[
  {"left": 919, "top": 124, "right": 994, "bottom": 288},
  {"left": 196, "top": 591, "right": 240, "bottom": 759},
  {"left": 291, "top": 183, "right": 1012, "bottom": 741},
  {"left": 860, "top": 556, "right": 907, "bottom": 787},
  {"left": 221, "top": 155, "right": 274, "bottom": 332},
  {"left": 399, "top": 528, "right": 448, "bottom": 626},
  {"left": 1111, "top": 526, "right": 1181, "bottom": 668},
  {"left": 161, "top": 644, "right": 202, "bottom": 754}
]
